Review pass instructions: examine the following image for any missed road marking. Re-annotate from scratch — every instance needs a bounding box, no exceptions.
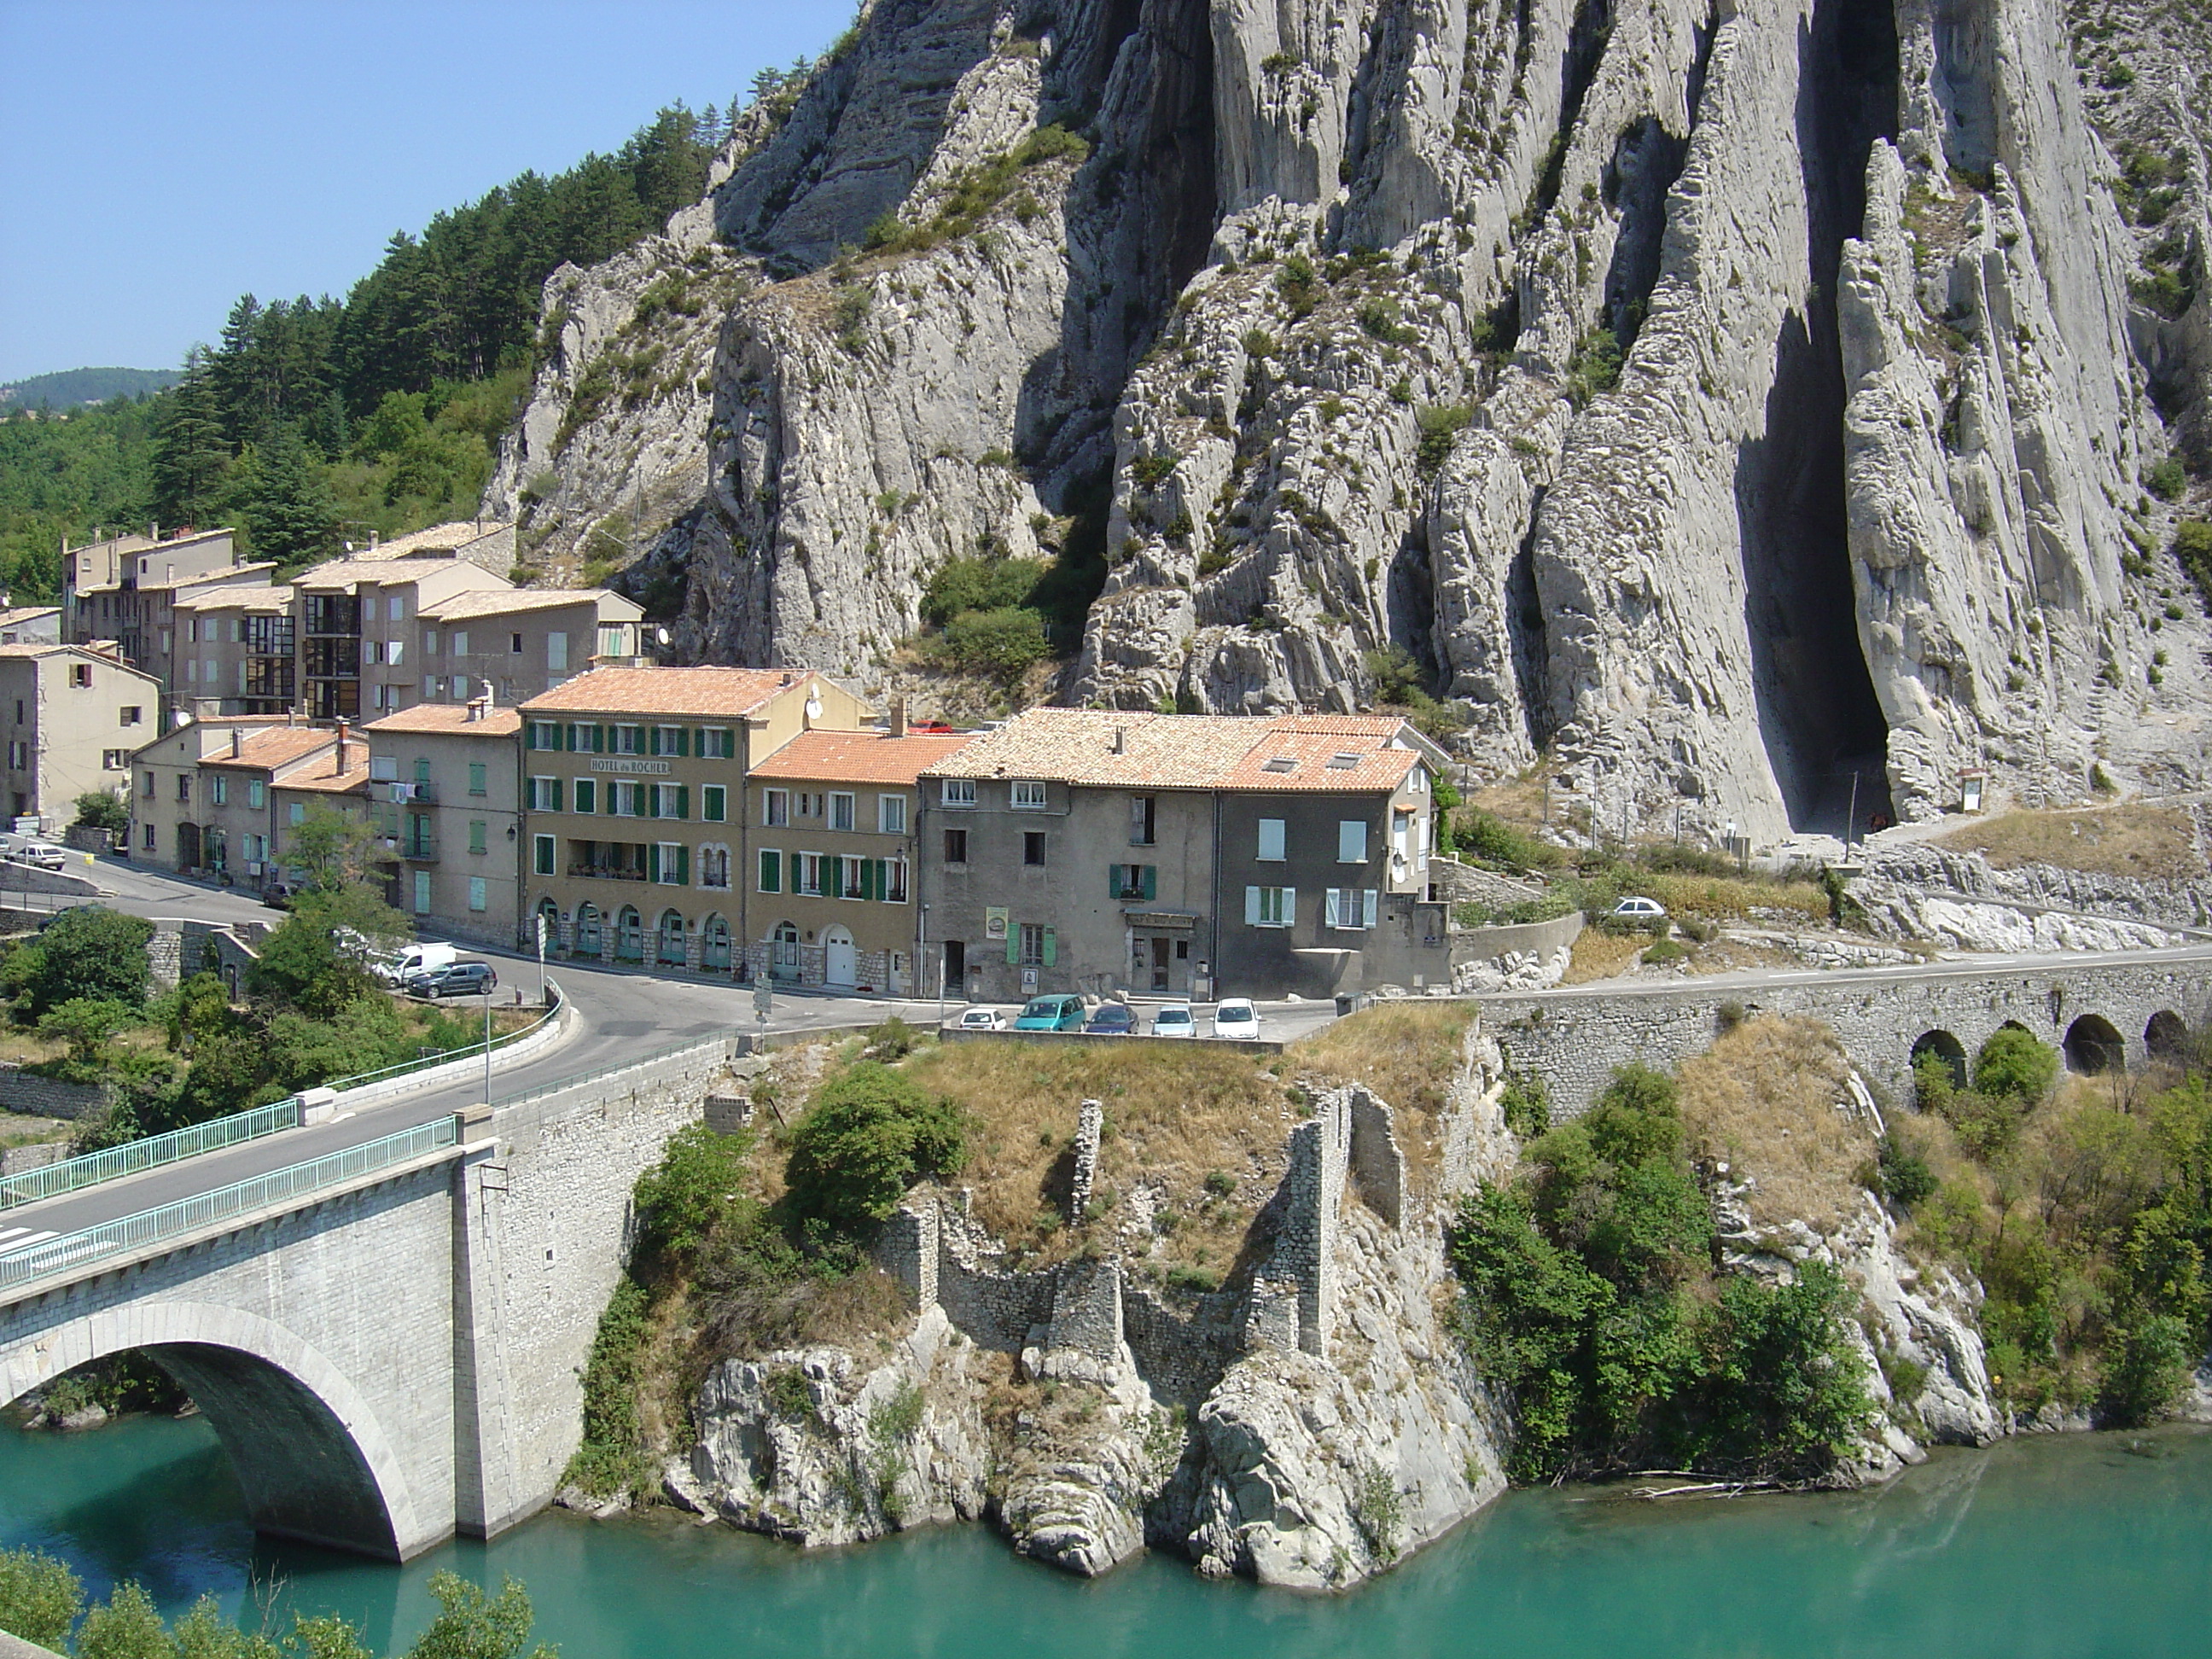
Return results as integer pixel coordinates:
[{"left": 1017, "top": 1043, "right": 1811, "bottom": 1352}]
[{"left": 0, "top": 1230, "right": 58, "bottom": 1256}]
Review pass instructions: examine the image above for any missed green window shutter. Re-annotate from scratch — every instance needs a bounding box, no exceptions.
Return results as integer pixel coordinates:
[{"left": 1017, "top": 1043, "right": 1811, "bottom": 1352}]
[
  {"left": 1143, "top": 865, "right": 1157, "bottom": 899},
  {"left": 649, "top": 726, "right": 662, "bottom": 756},
  {"left": 704, "top": 785, "right": 725, "bottom": 823},
  {"left": 1109, "top": 864, "right": 1122, "bottom": 899},
  {"left": 594, "top": 725, "right": 607, "bottom": 753},
  {"left": 860, "top": 858, "right": 877, "bottom": 901},
  {"left": 1042, "top": 928, "right": 1057, "bottom": 966},
  {"left": 551, "top": 778, "right": 564, "bottom": 812},
  {"left": 675, "top": 785, "right": 690, "bottom": 820},
  {"left": 760, "top": 849, "right": 780, "bottom": 893},
  {"left": 553, "top": 725, "right": 565, "bottom": 752},
  {"left": 1006, "top": 928, "right": 1021, "bottom": 965},
  {"left": 876, "top": 859, "right": 891, "bottom": 901},
  {"left": 675, "top": 728, "right": 690, "bottom": 757},
  {"left": 646, "top": 786, "right": 661, "bottom": 818},
  {"left": 576, "top": 779, "right": 595, "bottom": 814},
  {"left": 676, "top": 844, "right": 690, "bottom": 884},
  {"left": 649, "top": 843, "right": 661, "bottom": 883}
]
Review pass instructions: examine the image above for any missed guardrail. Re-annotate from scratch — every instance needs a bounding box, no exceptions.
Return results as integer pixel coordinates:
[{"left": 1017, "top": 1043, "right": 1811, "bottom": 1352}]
[
  {"left": 0, "top": 980, "right": 562, "bottom": 1214},
  {"left": 0, "top": 1116, "right": 460, "bottom": 1291},
  {"left": 486, "top": 1026, "right": 725, "bottom": 1112},
  {"left": 0, "top": 1098, "right": 300, "bottom": 1213}
]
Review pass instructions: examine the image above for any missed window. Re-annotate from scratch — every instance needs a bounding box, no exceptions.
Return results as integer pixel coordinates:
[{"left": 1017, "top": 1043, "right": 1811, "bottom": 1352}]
[
  {"left": 5, "top": 741, "right": 25, "bottom": 769},
  {"left": 652, "top": 725, "right": 686, "bottom": 756},
  {"left": 548, "top": 632, "right": 568, "bottom": 672},
  {"left": 1130, "top": 795, "right": 1156, "bottom": 846},
  {"left": 573, "top": 778, "right": 597, "bottom": 814},
  {"left": 534, "top": 834, "right": 556, "bottom": 876},
  {"left": 469, "top": 876, "right": 487, "bottom": 912},
  {"left": 700, "top": 727, "right": 732, "bottom": 760},
  {"left": 388, "top": 595, "right": 405, "bottom": 622},
  {"left": 614, "top": 725, "right": 643, "bottom": 754},
  {"left": 120, "top": 706, "right": 142, "bottom": 726},
  {"left": 184, "top": 660, "right": 198, "bottom": 684},
  {"left": 878, "top": 794, "right": 906, "bottom": 835},
  {"left": 1257, "top": 818, "right": 1286, "bottom": 861},
  {"left": 762, "top": 788, "right": 789, "bottom": 826},
  {"left": 70, "top": 663, "right": 92, "bottom": 688},
  {"left": 1338, "top": 820, "right": 1368, "bottom": 863},
  {"left": 941, "top": 777, "right": 976, "bottom": 806},
  {"left": 469, "top": 820, "right": 487, "bottom": 854},
  {"left": 386, "top": 638, "right": 404, "bottom": 667},
  {"left": 529, "top": 776, "right": 560, "bottom": 812},
  {"left": 883, "top": 858, "right": 909, "bottom": 903},
  {"left": 248, "top": 781, "right": 265, "bottom": 808},
  {"left": 702, "top": 784, "right": 726, "bottom": 823},
  {"left": 511, "top": 633, "right": 524, "bottom": 654},
  {"left": 413, "top": 870, "right": 431, "bottom": 914},
  {"left": 568, "top": 723, "right": 597, "bottom": 753},
  {"left": 452, "top": 631, "right": 469, "bottom": 656},
  {"left": 143, "top": 823, "right": 154, "bottom": 849},
  {"left": 1324, "top": 888, "right": 1378, "bottom": 929},
  {"left": 655, "top": 841, "right": 684, "bottom": 883},
  {"left": 839, "top": 856, "right": 867, "bottom": 899},
  {"left": 143, "top": 771, "right": 156, "bottom": 798},
  {"left": 758, "top": 848, "right": 782, "bottom": 893},
  {"left": 1010, "top": 779, "right": 1047, "bottom": 810},
  {"left": 424, "top": 629, "right": 439, "bottom": 655},
  {"left": 210, "top": 776, "right": 228, "bottom": 806},
  {"left": 103, "top": 748, "right": 126, "bottom": 770},
  {"left": 830, "top": 792, "right": 855, "bottom": 831},
  {"left": 527, "top": 720, "right": 559, "bottom": 750},
  {"left": 1023, "top": 831, "right": 1045, "bottom": 866},
  {"left": 944, "top": 828, "right": 968, "bottom": 864},
  {"left": 468, "top": 763, "right": 486, "bottom": 797},
  {"left": 1245, "top": 886, "right": 1295, "bottom": 928},
  {"left": 1018, "top": 923, "right": 1048, "bottom": 966},
  {"left": 699, "top": 845, "right": 731, "bottom": 889},
  {"left": 1111, "top": 864, "right": 1157, "bottom": 900},
  {"left": 653, "top": 782, "right": 687, "bottom": 819},
  {"left": 177, "top": 774, "right": 192, "bottom": 802},
  {"left": 612, "top": 781, "right": 644, "bottom": 816},
  {"left": 795, "top": 853, "right": 824, "bottom": 896}
]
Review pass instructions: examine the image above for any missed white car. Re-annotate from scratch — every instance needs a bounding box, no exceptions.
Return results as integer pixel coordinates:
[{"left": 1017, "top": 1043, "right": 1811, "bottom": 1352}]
[
  {"left": 11, "top": 842, "right": 67, "bottom": 870},
  {"left": 956, "top": 1006, "right": 1007, "bottom": 1032},
  {"left": 1150, "top": 1004, "right": 1196, "bottom": 1038},
  {"left": 1211, "top": 999, "right": 1262, "bottom": 1040},
  {"left": 1610, "top": 895, "right": 1668, "bottom": 922}
]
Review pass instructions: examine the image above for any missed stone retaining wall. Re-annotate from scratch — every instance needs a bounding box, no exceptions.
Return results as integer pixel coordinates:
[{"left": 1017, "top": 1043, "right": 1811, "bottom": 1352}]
[{"left": 0, "top": 1068, "right": 109, "bottom": 1121}]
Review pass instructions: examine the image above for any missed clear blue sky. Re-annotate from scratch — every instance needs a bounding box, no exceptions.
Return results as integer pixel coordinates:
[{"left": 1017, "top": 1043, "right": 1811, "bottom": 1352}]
[{"left": 0, "top": 1, "right": 855, "bottom": 383}]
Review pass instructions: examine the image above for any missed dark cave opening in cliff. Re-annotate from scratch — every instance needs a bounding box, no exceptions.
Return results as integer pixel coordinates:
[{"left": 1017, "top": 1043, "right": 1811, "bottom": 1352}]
[{"left": 1737, "top": 0, "right": 1898, "bottom": 835}]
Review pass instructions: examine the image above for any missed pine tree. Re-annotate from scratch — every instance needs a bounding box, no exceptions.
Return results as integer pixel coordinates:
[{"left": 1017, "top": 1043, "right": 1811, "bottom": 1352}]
[
  {"left": 149, "top": 352, "right": 231, "bottom": 528},
  {"left": 236, "top": 428, "right": 338, "bottom": 573}
]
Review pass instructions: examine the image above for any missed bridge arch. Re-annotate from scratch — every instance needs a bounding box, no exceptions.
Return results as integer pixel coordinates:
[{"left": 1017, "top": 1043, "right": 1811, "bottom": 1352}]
[
  {"left": 1910, "top": 1029, "right": 1968, "bottom": 1091},
  {"left": 2145, "top": 1010, "right": 2189, "bottom": 1062},
  {"left": 0, "top": 1301, "right": 423, "bottom": 1560},
  {"left": 2063, "top": 1014, "right": 2126, "bottom": 1075}
]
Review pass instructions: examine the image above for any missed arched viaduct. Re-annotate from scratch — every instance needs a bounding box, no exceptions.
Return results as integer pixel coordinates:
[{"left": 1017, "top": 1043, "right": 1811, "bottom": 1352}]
[
  {"left": 1478, "top": 950, "right": 2209, "bottom": 1115},
  {"left": 0, "top": 1039, "right": 727, "bottom": 1560}
]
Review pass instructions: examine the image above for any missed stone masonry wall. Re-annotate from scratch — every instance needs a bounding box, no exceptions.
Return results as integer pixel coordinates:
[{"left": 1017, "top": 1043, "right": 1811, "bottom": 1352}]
[{"left": 0, "top": 1068, "right": 109, "bottom": 1121}]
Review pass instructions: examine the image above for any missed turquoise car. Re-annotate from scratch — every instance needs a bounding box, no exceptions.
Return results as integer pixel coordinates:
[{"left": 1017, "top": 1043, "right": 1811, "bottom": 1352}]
[{"left": 1014, "top": 993, "right": 1086, "bottom": 1031}]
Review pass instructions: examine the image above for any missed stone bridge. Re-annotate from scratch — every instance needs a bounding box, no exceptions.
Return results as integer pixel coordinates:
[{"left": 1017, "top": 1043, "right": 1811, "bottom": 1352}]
[
  {"left": 0, "top": 1041, "right": 725, "bottom": 1560},
  {"left": 1478, "top": 947, "right": 2211, "bottom": 1115}
]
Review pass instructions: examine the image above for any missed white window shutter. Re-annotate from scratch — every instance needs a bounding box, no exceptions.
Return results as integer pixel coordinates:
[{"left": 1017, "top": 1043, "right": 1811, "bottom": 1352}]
[
  {"left": 1283, "top": 888, "right": 1296, "bottom": 928},
  {"left": 1363, "top": 888, "right": 1378, "bottom": 928},
  {"left": 1245, "top": 885, "right": 1262, "bottom": 926},
  {"left": 1324, "top": 888, "right": 1342, "bottom": 928}
]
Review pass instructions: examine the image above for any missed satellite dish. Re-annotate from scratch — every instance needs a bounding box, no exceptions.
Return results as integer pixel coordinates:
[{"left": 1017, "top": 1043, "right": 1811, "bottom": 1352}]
[
  {"left": 657, "top": 626, "right": 672, "bottom": 646},
  {"left": 174, "top": 710, "right": 195, "bottom": 726},
  {"left": 805, "top": 691, "right": 824, "bottom": 721}
]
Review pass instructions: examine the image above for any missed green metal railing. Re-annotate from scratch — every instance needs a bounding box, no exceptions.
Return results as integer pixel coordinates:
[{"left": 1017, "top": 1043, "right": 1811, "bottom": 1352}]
[
  {"left": 486, "top": 1027, "right": 725, "bottom": 1111},
  {"left": 319, "top": 977, "right": 564, "bottom": 1095},
  {"left": 0, "top": 1098, "right": 300, "bottom": 1212},
  {"left": 0, "top": 1116, "right": 461, "bottom": 1290}
]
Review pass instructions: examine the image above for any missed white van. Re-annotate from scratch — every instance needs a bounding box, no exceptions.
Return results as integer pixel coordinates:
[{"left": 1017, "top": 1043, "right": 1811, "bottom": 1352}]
[{"left": 374, "top": 942, "right": 459, "bottom": 984}]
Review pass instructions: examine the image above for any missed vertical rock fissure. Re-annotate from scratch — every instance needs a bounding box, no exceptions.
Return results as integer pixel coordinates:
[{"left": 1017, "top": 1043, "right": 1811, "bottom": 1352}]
[
  {"left": 1599, "top": 4, "right": 1716, "bottom": 351},
  {"left": 1737, "top": 0, "right": 1899, "bottom": 834},
  {"left": 1509, "top": 486, "right": 1551, "bottom": 753}
]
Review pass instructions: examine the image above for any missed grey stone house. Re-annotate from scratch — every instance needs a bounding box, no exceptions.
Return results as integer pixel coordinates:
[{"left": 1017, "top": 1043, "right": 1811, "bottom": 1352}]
[{"left": 916, "top": 710, "right": 1447, "bottom": 1004}]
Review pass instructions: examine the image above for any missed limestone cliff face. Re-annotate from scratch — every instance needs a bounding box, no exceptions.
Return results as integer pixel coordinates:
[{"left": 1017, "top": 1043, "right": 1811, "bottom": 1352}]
[{"left": 492, "top": 0, "right": 2210, "bottom": 841}]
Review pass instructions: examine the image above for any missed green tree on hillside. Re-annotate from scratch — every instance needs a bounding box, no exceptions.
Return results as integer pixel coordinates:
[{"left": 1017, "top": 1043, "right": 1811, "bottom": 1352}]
[
  {"left": 148, "top": 353, "right": 231, "bottom": 527},
  {"left": 236, "top": 428, "right": 339, "bottom": 571},
  {"left": 0, "top": 906, "right": 153, "bottom": 1016}
]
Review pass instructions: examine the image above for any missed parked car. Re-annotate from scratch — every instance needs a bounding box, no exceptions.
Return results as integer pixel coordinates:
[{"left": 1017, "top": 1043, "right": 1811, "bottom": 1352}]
[
  {"left": 1610, "top": 895, "right": 1668, "bottom": 922},
  {"left": 10, "top": 842, "right": 67, "bottom": 870},
  {"left": 375, "top": 942, "right": 460, "bottom": 984},
  {"left": 1149, "top": 1004, "right": 1196, "bottom": 1039},
  {"left": 1211, "top": 999, "right": 1262, "bottom": 1040},
  {"left": 956, "top": 1006, "right": 1007, "bottom": 1032},
  {"left": 1013, "top": 993, "right": 1087, "bottom": 1032},
  {"left": 260, "top": 882, "right": 296, "bottom": 911},
  {"left": 1083, "top": 1002, "right": 1137, "bottom": 1036},
  {"left": 404, "top": 960, "right": 498, "bottom": 998}
]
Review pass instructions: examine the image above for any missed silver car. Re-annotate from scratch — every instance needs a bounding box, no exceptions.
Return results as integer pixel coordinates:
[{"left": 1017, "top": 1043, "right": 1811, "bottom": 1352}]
[
  {"left": 1149, "top": 1004, "right": 1196, "bottom": 1038},
  {"left": 1211, "top": 999, "right": 1262, "bottom": 1040}
]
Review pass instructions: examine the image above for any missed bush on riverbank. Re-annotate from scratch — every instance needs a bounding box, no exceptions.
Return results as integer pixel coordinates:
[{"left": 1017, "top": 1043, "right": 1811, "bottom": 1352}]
[{"left": 1448, "top": 1059, "right": 1875, "bottom": 1482}]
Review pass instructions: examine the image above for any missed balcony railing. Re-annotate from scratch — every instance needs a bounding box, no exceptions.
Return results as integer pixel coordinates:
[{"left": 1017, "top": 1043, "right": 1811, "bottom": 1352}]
[
  {"left": 399, "top": 837, "right": 439, "bottom": 861},
  {"left": 568, "top": 863, "right": 648, "bottom": 881}
]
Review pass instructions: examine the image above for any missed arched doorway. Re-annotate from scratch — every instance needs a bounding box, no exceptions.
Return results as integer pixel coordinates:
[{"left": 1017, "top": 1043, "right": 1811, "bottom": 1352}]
[
  {"left": 616, "top": 906, "right": 643, "bottom": 961},
  {"left": 2145, "top": 1010, "right": 2189, "bottom": 1062},
  {"left": 178, "top": 820, "right": 201, "bottom": 870},
  {"left": 2064, "top": 1014, "right": 2126, "bottom": 1074},
  {"left": 824, "top": 924, "right": 858, "bottom": 988},
  {"left": 573, "top": 902, "right": 602, "bottom": 956},
  {"left": 701, "top": 913, "right": 731, "bottom": 970},
  {"left": 657, "top": 909, "right": 687, "bottom": 966},
  {"left": 1910, "top": 1029, "right": 1968, "bottom": 1092},
  {"left": 771, "top": 920, "right": 800, "bottom": 980},
  {"left": 535, "top": 898, "right": 561, "bottom": 953}
]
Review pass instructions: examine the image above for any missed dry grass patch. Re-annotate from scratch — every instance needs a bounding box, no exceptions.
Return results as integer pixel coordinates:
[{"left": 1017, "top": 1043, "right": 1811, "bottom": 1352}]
[
  {"left": 1464, "top": 760, "right": 1558, "bottom": 830},
  {"left": 1637, "top": 870, "right": 1829, "bottom": 923},
  {"left": 1290, "top": 1001, "right": 1477, "bottom": 1179},
  {"left": 0, "top": 1111, "right": 71, "bottom": 1151},
  {"left": 1930, "top": 805, "right": 2203, "bottom": 882},
  {"left": 900, "top": 1039, "right": 1290, "bottom": 1273},
  {"left": 1676, "top": 1016, "right": 1874, "bottom": 1231},
  {"left": 1561, "top": 928, "right": 1644, "bottom": 984}
]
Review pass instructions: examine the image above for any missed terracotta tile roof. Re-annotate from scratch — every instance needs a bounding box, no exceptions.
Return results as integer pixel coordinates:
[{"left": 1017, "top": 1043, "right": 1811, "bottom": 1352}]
[
  {"left": 750, "top": 729, "right": 977, "bottom": 785},
  {"left": 918, "top": 708, "right": 1426, "bottom": 793},
  {"left": 171, "top": 586, "right": 292, "bottom": 613},
  {"left": 293, "top": 556, "right": 496, "bottom": 589},
  {"left": 275, "top": 757, "right": 373, "bottom": 795},
  {"left": 420, "top": 587, "right": 639, "bottom": 620},
  {"left": 518, "top": 665, "right": 817, "bottom": 719},
  {"left": 200, "top": 728, "right": 336, "bottom": 771},
  {"left": 360, "top": 704, "right": 523, "bottom": 736},
  {"left": 346, "top": 521, "right": 509, "bottom": 559}
]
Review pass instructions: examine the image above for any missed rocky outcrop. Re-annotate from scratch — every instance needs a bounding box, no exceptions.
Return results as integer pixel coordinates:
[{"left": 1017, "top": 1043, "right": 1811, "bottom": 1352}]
[
  {"left": 1850, "top": 882, "right": 2192, "bottom": 952},
  {"left": 1860, "top": 831, "right": 2212, "bottom": 931},
  {"left": 492, "top": 0, "right": 2209, "bottom": 839}
]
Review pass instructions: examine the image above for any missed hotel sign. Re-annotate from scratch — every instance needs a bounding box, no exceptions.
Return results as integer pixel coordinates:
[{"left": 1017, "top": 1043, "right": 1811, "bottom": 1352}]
[{"left": 589, "top": 758, "right": 672, "bottom": 775}]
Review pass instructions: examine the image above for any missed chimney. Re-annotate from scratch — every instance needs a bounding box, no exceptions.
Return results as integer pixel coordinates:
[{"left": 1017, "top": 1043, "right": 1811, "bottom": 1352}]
[
  {"left": 148, "top": 521, "right": 159, "bottom": 541},
  {"left": 1110, "top": 725, "right": 1126, "bottom": 754},
  {"left": 230, "top": 726, "right": 242, "bottom": 759},
  {"left": 890, "top": 696, "right": 908, "bottom": 738},
  {"left": 466, "top": 694, "right": 487, "bottom": 723},
  {"left": 335, "top": 719, "right": 350, "bottom": 771}
]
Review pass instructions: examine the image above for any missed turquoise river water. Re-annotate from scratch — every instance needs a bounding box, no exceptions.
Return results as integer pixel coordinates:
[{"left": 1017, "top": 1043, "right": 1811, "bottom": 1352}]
[{"left": 2, "top": 1412, "right": 2207, "bottom": 1657}]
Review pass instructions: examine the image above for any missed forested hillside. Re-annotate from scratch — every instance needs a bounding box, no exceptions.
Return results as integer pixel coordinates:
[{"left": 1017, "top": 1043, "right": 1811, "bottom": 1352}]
[
  {"left": 0, "top": 97, "right": 748, "bottom": 598},
  {"left": 0, "top": 367, "right": 178, "bottom": 410}
]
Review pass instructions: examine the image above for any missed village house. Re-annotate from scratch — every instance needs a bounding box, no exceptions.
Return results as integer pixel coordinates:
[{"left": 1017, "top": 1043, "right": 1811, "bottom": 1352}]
[
  {"left": 361, "top": 700, "right": 524, "bottom": 945},
  {"left": 267, "top": 731, "right": 375, "bottom": 875},
  {"left": 0, "top": 605, "right": 61, "bottom": 646},
  {"left": 744, "top": 719, "right": 973, "bottom": 993},
  {"left": 126, "top": 714, "right": 315, "bottom": 876},
  {"left": 0, "top": 642, "right": 160, "bottom": 833},
  {"left": 917, "top": 710, "right": 1446, "bottom": 1004},
  {"left": 516, "top": 666, "right": 872, "bottom": 971},
  {"left": 193, "top": 725, "right": 345, "bottom": 887}
]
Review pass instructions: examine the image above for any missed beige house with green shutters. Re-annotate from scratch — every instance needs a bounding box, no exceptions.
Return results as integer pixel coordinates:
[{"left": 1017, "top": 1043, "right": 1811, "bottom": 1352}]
[{"left": 514, "top": 666, "right": 870, "bottom": 971}]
